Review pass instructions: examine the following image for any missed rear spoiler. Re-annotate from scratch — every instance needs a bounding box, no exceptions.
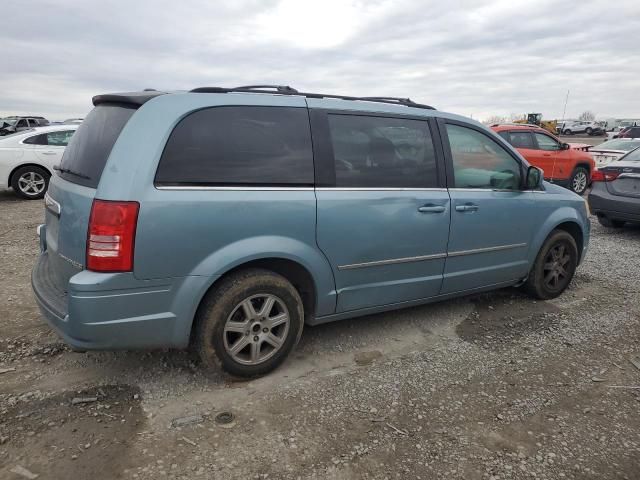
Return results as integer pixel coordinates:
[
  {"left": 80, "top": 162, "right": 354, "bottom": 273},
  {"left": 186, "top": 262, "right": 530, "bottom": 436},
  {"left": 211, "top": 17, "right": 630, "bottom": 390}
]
[
  {"left": 568, "top": 143, "right": 592, "bottom": 152},
  {"left": 92, "top": 90, "right": 166, "bottom": 107}
]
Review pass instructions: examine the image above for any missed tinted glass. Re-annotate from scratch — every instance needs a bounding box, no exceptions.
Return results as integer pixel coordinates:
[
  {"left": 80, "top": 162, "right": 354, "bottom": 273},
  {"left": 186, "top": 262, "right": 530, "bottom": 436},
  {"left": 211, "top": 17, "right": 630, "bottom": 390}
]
[
  {"left": 534, "top": 133, "right": 560, "bottom": 151},
  {"left": 446, "top": 124, "right": 521, "bottom": 190},
  {"left": 16, "top": 119, "right": 27, "bottom": 128},
  {"left": 507, "top": 131, "right": 534, "bottom": 149},
  {"left": 23, "top": 133, "right": 48, "bottom": 145},
  {"left": 59, "top": 105, "right": 135, "bottom": 188},
  {"left": 327, "top": 114, "right": 437, "bottom": 188},
  {"left": 47, "top": 130, "right": 74, "bottom": 146},
  {"left": 156, "top": 106, "right": 313, "bottom": 186}
]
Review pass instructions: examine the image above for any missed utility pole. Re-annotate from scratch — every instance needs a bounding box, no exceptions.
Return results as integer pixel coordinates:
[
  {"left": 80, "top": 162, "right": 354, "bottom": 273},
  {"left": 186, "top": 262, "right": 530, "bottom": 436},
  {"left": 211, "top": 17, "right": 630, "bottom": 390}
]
[{"left": 561, "top": 90, "right": 570, "bottom": 123}]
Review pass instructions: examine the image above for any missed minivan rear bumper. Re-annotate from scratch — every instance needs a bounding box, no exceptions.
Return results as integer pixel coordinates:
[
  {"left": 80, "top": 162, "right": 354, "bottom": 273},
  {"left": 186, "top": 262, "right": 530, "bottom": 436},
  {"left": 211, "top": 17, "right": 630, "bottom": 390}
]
[{"left": 32, "top": 251, "right": 213, "bottom": 350}]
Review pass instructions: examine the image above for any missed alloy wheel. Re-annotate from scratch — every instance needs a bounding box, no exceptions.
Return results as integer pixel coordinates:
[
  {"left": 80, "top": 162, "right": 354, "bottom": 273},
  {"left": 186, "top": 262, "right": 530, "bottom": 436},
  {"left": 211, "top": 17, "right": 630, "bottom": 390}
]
[
  {"left": 572, "top": 170, "right": 587, "bottom": 194},
  {"left": 17, "top": 171, "right": 46, "bottom": 196},
  {"left": 543, "top": 243, "right": 571, "bottom": 291},
  {"left": 222, "top": 294, "right": 290, "bottom": 365}
]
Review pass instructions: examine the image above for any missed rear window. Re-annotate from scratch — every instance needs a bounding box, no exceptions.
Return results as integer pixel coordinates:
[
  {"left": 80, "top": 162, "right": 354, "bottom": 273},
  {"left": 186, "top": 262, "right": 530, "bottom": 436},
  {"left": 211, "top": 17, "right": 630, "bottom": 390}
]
[
  {"left": 155, "top": 106, "right": 313, "bottom": 186},
  {"left": 59, "top": 105, "right": 135, "bottom": 188}
]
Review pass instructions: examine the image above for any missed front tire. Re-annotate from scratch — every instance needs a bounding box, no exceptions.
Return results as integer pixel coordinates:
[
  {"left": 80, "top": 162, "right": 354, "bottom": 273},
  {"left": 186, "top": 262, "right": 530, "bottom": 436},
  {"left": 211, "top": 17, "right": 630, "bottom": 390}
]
[
  {"left": 194, "top": 269, "right": 304, "bottom": 377},
  {"left": 525, "top": 230, "right": 578, "bottom": 300},
  {"left": 569, "top": 167, "right": 589, "bottom": 195},
  {"left": 586, "top": 127, "right": 593, "bottom": 135},
  {"left": 564, "top": 129, "right": 572, "bottom": 135},
  {"left": 11, "top": 165, "right": 50, "bottom": 200}
]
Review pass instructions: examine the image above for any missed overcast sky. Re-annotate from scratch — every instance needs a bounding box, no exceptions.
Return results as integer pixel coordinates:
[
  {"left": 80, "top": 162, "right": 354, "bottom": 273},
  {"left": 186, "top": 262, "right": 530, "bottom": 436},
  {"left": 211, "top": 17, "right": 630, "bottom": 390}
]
[{"left": 2, "top": 0, "right": 639, "bottom": 121}]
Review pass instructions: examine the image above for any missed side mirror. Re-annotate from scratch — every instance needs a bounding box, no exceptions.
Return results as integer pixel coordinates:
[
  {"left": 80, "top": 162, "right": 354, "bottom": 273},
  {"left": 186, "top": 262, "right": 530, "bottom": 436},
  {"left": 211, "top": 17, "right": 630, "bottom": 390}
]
[
  {"left": 526, "top": 166, "right": 544, "bottom": 190},
  {"left": 561, "top": 142, "right": 570, "bottom": 150}
]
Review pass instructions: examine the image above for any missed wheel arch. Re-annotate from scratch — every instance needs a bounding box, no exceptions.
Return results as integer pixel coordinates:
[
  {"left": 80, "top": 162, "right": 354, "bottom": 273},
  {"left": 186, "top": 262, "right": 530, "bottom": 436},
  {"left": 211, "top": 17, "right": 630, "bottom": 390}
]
[
  {"left": 8, "top": 162, "right": 53, "bottom": 186},
  {"left": 553, "top": 221, "right": 584, "bottom": 261},
  {"left": 573, "top": 161, "right": 592, "bottom": 173},
  {"left": 529, "top": 209, "right": 588, "bottom": 266},
  {"left": 185, "top": 256, "right": 326, "bottom": 347}
]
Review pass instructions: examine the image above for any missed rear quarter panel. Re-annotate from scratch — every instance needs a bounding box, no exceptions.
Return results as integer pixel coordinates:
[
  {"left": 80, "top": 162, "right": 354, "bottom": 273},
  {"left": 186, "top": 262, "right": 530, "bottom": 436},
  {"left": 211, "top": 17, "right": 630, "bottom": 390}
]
[{"left": 96, "top": 93, "right": 337, "bottom": 317}]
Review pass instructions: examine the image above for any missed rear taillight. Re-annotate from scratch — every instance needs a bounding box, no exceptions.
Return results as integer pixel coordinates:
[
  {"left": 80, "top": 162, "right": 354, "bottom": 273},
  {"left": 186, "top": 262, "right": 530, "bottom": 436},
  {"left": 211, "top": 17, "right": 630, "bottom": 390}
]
[
  {"left": 87, "top": 200, "right": 139, "bottom": 272},
  {"left": 591, "top": 170, "right": 619, "bottom": 182}
]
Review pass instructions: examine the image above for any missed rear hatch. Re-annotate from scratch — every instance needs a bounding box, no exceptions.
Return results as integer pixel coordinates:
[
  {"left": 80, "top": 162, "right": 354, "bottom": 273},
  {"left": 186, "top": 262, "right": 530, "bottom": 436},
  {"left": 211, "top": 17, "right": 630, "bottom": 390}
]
[
  {"left": 43, "top": 104, "right": 136, "bottom": 293},
  {"left": 602, "top": 160, "right": 640, "bottom": 199}
]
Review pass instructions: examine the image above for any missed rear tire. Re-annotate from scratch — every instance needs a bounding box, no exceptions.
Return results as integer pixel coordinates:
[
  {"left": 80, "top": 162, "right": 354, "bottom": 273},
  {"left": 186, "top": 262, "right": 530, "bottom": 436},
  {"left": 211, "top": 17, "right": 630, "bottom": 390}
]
[
  {"left": 569, "top": 167, "right": 589, "bottom": 195},
  {"left": 525, "top": 230, "right": 578, "bottom": 300},
  {"left": 564, "top": 129, "right": 572, "bottom": 135},
  {"left": 597, "top": 216, "right": 625, "bottom": 228},
  {"left": 194, "top": 269, "right": 304, "bottom": 377},
  {"left": 11, "top": 165, "right": 50, "bottom": 200}
]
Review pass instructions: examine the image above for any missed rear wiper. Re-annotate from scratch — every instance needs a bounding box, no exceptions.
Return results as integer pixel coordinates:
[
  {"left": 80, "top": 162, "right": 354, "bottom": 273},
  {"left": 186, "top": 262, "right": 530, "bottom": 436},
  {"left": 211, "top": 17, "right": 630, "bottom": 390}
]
[{"left": 53, "top": 165, "right": 90, "bottom": 180}]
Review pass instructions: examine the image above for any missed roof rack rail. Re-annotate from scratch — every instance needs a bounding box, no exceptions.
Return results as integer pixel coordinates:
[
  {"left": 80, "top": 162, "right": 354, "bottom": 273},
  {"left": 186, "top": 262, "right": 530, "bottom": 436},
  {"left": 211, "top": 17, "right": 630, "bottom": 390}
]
[
  {"left": 189, "top": 86, "right": 435, "bottom": 110},
  {"left": 190, "top": 85, "right": 299, "bottom": 94}
]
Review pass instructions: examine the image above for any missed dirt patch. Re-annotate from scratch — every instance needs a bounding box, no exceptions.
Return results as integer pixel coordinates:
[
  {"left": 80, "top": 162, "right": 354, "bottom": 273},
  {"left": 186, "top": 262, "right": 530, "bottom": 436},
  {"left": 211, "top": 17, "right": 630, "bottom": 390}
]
[
  {"left": 0, "top": 385, "right": 144, "bottom": 480},
  {"left": 354, "top": 350, "right": 383, "bottom": 366},
  {"left": 456, "top": 290, "right": 562, "bottom": 348}
]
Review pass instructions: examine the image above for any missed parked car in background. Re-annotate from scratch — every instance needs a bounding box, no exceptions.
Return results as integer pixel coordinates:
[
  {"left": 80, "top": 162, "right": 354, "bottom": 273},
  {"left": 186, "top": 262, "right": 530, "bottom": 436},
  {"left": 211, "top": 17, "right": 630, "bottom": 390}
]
[
  {"left": 588, "top": 139, "right": 640, "bottom": 168},
  {"left": 32, "top": 86, "right": 590, "bottom": 377},
  {"left": 0, "top": 116, "right": 50, "bottom": 136},
  {"left": 558, "top": 121, "right": 603, "bottom": 136},
  {"left": 63, "top": 118, "right": 84, "bottom": 125},
  {"left": 492, "top": 124, "right": 595, "bottom": 194},
  {"left": 0, "top": 125, "right": 78, "bottom": 199},
  {"left": 589, "top": 146, "right": 640, "bottom": 228},
  {"left": 611, "top": 126, "right": 640, "bottom": 140}
]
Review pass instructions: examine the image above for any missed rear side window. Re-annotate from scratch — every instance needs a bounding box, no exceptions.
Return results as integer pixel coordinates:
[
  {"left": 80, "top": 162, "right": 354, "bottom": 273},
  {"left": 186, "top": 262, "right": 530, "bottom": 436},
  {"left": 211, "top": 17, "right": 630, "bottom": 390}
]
[
  {"left": 327, "top": 114, "right": 438, "bottom": 188},
  {"left": 155, "top": 106, "right": 313, "bottom": 186},
  {"left": 23, "top": 133, "right": 48, "bottom": 145},
  {"left": 47, "top": 130, "right": 75, "bottom": 146},
  {"left": 505, "top": 131, "right": 534, "bottom": 149},
  {"left": 59, "top": 105, "right": 135, "bottom": 188}
]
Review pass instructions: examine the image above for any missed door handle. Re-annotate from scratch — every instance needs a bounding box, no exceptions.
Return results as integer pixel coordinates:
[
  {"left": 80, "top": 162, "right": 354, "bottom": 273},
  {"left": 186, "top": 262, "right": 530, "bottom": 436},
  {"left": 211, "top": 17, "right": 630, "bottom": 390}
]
[
  {"left": 543, "top": 153, "right": 552, "bottom": 157},
  {"left": 455, "top": 204, "right": 479, "bottom": 212},
  {"left": 418, "top": 205, "right": 446, "bottom": 213},
  {"left": 41, "top": 151, "right": 57, "bottom": 155}
]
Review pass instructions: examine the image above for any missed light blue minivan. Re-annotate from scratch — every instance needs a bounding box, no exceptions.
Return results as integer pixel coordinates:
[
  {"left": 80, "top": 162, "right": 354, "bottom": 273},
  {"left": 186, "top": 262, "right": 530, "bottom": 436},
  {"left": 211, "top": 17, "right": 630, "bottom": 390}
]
[{"left": 32, "top": 86, "right": 590, "bottom": 376}]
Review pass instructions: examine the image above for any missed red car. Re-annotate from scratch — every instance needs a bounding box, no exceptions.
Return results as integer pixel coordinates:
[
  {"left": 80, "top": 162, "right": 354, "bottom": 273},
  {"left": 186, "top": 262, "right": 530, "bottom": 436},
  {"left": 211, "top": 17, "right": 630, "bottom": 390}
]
[{"left": 491, "top": 124, "right": 595, "bottom": 195}]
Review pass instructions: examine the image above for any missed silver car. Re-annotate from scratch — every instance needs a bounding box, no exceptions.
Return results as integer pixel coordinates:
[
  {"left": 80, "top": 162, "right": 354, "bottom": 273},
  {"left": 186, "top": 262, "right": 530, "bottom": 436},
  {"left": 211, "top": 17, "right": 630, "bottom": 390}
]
[{"left": 589, "top": 138, "right": 640, "bottom": 168}]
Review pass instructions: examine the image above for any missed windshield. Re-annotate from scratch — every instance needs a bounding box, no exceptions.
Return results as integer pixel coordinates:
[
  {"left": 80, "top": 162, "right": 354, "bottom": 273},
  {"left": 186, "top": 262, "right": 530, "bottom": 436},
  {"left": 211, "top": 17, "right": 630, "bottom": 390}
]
[
  {"left": 595, "top": 139, "right": 640, "bottom": 151},
  {"left": 622, "top": 147, "right": 640, "bottom": 162},
  {"left": 0, "top": 118, "right": 17, "bottom": 126}
]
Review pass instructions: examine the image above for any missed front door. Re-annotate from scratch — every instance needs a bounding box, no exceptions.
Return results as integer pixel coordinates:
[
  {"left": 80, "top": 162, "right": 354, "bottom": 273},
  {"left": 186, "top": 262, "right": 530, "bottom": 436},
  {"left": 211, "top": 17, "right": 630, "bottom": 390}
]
[
  {"left": 312, "top": 110, "right": 450, "bottom": 313},
  {"left": 440, "top": 121, "right": 535, "bottom": 294},
  {"left": 532, "top": 132, "right": 563, "bottom": 180}
]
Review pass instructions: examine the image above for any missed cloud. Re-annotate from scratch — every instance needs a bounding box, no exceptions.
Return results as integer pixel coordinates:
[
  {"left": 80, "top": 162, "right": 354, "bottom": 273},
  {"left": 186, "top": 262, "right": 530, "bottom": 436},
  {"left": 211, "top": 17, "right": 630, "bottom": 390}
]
[{"left": 1, "top": 0, "right": 639, "bottom": 121}]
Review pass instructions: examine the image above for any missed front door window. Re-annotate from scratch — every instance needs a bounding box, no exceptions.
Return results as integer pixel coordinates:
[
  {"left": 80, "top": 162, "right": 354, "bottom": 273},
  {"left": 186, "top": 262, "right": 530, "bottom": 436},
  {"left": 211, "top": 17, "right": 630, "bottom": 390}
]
[{"left": 446, "top": 124, "right": 521, "bottom": 190}]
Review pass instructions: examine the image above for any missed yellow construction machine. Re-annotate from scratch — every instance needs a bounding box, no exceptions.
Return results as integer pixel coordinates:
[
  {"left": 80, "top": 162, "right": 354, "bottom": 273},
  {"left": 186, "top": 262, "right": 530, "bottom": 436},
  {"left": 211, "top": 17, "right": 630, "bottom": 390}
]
[{"left": 514, "top": 113, "right": 558, "bottom": 135}]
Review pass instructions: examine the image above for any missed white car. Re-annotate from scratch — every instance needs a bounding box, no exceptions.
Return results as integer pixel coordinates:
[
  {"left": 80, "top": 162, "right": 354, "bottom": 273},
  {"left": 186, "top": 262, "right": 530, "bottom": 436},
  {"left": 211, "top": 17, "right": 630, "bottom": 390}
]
[
  {"left": 0, "top": 125, "right": 78, "bottom": 199},
  {"left": 588, "top": 138, "right": 640, "bottom": 168},
  {"left": 558, "top": 121, "right": 603, "bottom": 136}
]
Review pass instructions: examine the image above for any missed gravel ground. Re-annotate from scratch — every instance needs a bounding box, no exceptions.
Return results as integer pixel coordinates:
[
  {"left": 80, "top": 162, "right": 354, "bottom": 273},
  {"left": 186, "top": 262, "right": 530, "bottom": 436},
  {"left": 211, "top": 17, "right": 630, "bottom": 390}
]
[{"left": 1, "top": 188, "right": 639, "bottom": 480}]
